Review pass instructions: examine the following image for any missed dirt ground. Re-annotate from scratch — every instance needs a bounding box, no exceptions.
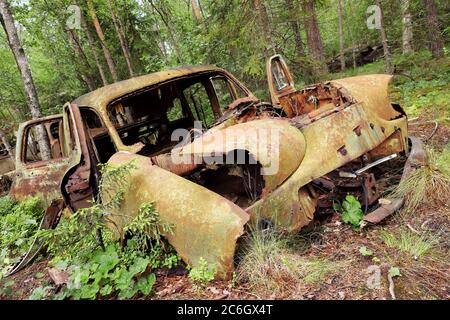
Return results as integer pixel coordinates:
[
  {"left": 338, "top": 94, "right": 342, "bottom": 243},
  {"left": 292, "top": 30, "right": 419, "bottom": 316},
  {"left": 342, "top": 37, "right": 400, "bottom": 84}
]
[{"left": 1, "top": 119, "right": 448, "bottom": 300}]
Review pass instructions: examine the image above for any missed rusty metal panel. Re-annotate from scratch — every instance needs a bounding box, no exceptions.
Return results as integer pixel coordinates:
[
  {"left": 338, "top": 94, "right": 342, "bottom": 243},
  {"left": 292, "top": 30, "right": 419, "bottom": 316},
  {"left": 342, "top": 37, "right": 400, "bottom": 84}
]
[
  {"left": 105, "top": 152, "right": 250, "bottom": 279},
  {"left": 246, "top": 99, "right": 408, "bottom": 232},
  {"left": 176, "top": 119, "right": 306, "bottom": 196},
  {"left": 330, "top": 74, "right": 402, "bottom": 121},
  {"left": 9, "top": 115, "right": 70, "bottom": 206}
]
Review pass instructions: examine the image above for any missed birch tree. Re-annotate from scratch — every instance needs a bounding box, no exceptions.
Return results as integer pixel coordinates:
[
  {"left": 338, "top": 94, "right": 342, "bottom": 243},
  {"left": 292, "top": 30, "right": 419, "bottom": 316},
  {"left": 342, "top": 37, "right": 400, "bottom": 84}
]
[{"left": 0, "top": 0, "right": 51, "bottom": 159}]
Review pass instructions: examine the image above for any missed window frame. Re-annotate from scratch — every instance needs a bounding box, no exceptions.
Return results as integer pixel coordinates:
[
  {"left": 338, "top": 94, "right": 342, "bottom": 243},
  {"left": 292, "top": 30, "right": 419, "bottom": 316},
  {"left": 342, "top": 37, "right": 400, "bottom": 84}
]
[
  {"left": 20, "top": 115, "right": 69, "bottom": 168},
  {"left": 104, "top": 70, "right": 254, "bottom": 151}
]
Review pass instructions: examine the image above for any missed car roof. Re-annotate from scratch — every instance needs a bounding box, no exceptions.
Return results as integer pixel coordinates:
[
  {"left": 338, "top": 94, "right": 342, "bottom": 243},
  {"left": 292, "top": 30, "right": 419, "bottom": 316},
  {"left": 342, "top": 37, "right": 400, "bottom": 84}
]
[{"left": 73, "top": 65, "right": 225, "bottom": 111}]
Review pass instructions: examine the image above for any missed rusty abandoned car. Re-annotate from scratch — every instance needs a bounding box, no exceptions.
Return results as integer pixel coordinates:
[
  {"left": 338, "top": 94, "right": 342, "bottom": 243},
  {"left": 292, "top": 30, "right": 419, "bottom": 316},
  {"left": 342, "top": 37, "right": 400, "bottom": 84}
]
[{"left": 5, "top": 55, "right": 418, "bottom": 278}]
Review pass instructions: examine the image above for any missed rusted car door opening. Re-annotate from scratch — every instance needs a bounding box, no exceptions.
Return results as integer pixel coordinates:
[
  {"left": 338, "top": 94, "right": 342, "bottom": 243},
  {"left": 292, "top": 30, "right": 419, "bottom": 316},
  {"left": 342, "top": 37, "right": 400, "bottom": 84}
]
[
  {"left": 61, "top": 103, "right": 96, "bottom": 211},
  {"left": 10, "top": 113, "right": 72, "bottom": 206},
  {"left": 10, "top": 103, "right": 95, "bottom": 211}
]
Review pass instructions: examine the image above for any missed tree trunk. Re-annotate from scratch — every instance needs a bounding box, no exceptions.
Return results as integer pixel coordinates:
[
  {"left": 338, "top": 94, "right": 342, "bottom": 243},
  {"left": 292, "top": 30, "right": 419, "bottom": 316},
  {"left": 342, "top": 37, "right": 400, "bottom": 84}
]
[
  {"left": 375, "top": 0, "right": 392, "bottom": 74},
  {"left": 401, "top": 0, "right": 413, "bottom": 54},
  {"left": 87, "top": 0, "right": 119, "bottom": 82},
  {"left": 67, "top": 29, "right": 96, "bottom": 91},
  {"left": 302, "top": 0, "right": 328, "bottom": 74},
  {"left": 116, "top": 8, "right": 137, "bottom": 69},
  {"left": 106, "top": 0, "right": 134, "bottom": 78},
  {"left": 80, "top": 10, "right": 108, "bottom": 86},
  {"left": 284, "top": 0, "right": 305, "bottom": 56},
  {"left": 191, "top": 0, "right": 202, "bottom": 22},
  {"left": 345, "top": 0, "right": 357, "bottom": 68},
  {"left": 0, "top": 0, "right": 51, "bottom": 160},
  {"left": 253, "top": 0, "right": 276, "bottom": 58},
  {"left": 148, "top": 0, "right": 183, "bottom": 64},
  {"left": 338, "top": 0, "right": 345, "bottom": 71},
  {"left": 423, "top": 0, "right": 444, "bottom": 57}
]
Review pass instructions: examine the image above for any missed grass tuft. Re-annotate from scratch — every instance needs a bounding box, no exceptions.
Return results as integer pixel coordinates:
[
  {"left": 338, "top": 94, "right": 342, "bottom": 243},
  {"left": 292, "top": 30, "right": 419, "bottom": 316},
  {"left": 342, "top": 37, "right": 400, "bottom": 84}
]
[
  {"left": 236, "top": 229, "right": 292, "bottom": 294},
  {"left": 379, "top": 228, "right": 439, "bottom": 258},
  {"left": 236, "top": 227, "right": 339, "bottom": 296},
  {"left": 390, "top": 146, "right": 450, "bottom": 213}
]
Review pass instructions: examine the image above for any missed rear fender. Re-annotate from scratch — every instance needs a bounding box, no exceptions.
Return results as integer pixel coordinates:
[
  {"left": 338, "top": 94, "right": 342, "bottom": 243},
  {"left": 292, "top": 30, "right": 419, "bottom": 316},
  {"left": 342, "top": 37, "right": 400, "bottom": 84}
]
[{"left": 105, "top": 152, "right": 250, "bottom": 279}]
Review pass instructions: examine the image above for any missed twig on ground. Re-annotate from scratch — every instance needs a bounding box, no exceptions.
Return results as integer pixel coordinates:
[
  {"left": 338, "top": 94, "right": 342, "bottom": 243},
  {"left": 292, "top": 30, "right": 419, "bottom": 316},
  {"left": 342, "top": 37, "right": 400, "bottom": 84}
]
[
  {"left": 388, "top": 274, "right": 396, "bottom": 300},
  {"left": 426, "top": 121, "right": 439, "bottom": 141},
  {"left": 408, "top": 120, "right": 437, "bottom": 126},
  {"left": 406, "top": 223, "right": 421, "bottom": 234}
]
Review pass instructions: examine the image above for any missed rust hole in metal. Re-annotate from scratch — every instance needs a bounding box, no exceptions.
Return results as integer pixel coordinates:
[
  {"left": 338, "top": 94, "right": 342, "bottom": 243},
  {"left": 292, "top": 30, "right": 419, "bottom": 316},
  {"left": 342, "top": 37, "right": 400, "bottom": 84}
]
[{"left": 337, "top": 146, "right": 348, "bottom": 156}]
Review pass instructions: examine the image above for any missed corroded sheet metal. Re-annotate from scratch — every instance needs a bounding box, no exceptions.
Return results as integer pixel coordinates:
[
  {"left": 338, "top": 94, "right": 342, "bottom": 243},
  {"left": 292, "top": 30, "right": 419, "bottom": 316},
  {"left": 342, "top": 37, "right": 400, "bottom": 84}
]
[
  {"left": 330, "top": 74, "right": 401, "bottom": 121},
  {"left": 247, "top": 100, "right": 408, "bottom": 232},
  {"left": 176, "top": 119, "right": 306, "bottom": 195},
  {"left": 10, "top": 161, "right": 70, "bottom": 205},
  {"left": 9, "top": 115, "right": 72, "bottom": 207},
  {"left": 105, "top": 152, "right": 250, "bottom": 279}
]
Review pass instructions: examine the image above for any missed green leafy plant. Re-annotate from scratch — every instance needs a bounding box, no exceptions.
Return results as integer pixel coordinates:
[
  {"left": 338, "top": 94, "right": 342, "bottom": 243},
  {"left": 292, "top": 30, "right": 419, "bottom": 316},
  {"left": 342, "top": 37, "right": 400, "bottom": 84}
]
[
  {"left": 0, "top": 280, "right": 15, "bottom": 297},
  {"left": 36, "top": 161, "right": 179, "bottom": 299},
  {"left": 28, "top": 286, "right": 52, "bottom": 300},
  {"left": 0, "top": 196, "right": 44, "bottom": 279},
  {"left": 0, "top": 196, "right": 16, "bottom": 217},
  {"left": 45, "top": 202, "right": 178, "bottom": 300},
  {"left": 123, "top": 202, "right": 173, "bottom": 252},
  {"left": 359, "top": 246, "right": 373, "bottom": 257},
  {"left": 340, "top": 195, "right": 364, "bottom": 228},
  {"left": 56, "top": 243, "right": 156, "bottom": 300},
  {"left": 388, "top": 267, "right": 401, "bottom": 278},
  {"left": 188, "top": 257, "right": 217, "bottom": 290}
]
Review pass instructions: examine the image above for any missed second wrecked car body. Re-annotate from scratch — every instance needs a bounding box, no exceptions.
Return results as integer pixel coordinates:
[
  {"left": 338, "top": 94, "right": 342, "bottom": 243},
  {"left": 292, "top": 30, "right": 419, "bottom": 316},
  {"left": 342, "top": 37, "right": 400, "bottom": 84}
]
[{"left": 8, "top": 56, "right": 409, "bottom": 278}]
